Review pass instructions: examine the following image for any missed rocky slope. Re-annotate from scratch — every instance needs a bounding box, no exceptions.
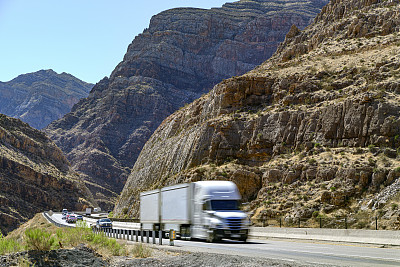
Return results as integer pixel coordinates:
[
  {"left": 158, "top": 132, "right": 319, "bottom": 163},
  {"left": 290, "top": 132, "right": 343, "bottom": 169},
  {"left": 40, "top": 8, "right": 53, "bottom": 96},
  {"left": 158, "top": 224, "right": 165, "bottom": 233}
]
[
  {"left": 0, "top": 114, "right": 94, "bottom": 235},
  {"left": 115, "top": 0, "right": 400, "bottom": 229},
  {"left": 0, "top": 69, "right": 92, "bottom": 129},
  {"left": 45, "top": 0, "right": 327, "bottom": 209}
]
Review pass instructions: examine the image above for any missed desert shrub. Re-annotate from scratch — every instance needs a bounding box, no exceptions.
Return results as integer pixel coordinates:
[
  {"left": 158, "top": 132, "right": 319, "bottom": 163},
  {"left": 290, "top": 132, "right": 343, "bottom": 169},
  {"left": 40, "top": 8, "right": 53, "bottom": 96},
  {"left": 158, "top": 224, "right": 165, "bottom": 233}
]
[
  {"left": 368, "top": 144, "right": 376, "bottom": 152},
  {"left": 0, "top": 232, "right": 22, "bottom": 255},
  {"left": 24, "top": 228, "right": 57, "bottom": 251},
  {"left": 122, "top": 207, "right": 129, "bottom": 215},
  {"left": 131, "top": 243, "right": 152, "bottom": 258},
  {"left": 85, "top": 231, "right": 124, "bottom": 256}
]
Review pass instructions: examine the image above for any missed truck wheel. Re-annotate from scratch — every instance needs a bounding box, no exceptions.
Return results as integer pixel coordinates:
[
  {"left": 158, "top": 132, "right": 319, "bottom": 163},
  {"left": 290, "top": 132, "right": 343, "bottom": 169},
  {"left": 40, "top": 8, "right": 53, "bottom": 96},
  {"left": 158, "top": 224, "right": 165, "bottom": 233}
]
[
  {"left": 239, "top": 235, "right": 247, "bottom": 243},
  {"left": 207, "top": 230, "right": 221, "bottom": 243}
]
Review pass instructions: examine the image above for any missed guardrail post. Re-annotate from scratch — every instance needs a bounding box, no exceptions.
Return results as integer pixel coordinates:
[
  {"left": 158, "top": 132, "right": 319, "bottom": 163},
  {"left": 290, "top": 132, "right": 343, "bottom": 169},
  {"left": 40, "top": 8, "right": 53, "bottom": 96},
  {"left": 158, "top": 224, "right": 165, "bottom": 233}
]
[
  {"left": 345, "top": 217, "right": 347, "bottom": 229},
  {"left": 375, "top": 216, "right": 378, "bottom": 230},
  {"left": 159, "top": 230, "right": 162, "bottom": 245},
  {"left": 141, "top": 230, "right": 144, "bottom": 242},
  {"left": 146, "top": 231, "right": 149, "bottom": 243},
  {"left": 135, "top": 230, "right": 139, "bottom": 242},
  {"left": 319, "top": 217, "right": 322, "bottom": 228},
  {"left": 279, "top": 217, "right": 282, "bottom": 228},
  {"left": 152, "top": 230, "right": 156, "bottom": 244}
]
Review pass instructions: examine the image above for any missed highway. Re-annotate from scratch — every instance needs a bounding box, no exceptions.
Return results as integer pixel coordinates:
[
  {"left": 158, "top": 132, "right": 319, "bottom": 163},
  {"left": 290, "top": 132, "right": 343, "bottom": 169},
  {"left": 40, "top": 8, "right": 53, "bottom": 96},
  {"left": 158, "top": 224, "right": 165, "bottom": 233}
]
[{"left": 48, "top": 212, "right": 400, "bottom": 267}]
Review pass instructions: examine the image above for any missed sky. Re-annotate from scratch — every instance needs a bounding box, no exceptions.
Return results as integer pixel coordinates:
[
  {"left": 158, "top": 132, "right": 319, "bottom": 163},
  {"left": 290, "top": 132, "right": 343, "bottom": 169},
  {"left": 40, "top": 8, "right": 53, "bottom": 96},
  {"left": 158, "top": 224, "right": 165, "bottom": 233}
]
[{"left": 0, "top": 0, "right": 231, "bottom": 84}]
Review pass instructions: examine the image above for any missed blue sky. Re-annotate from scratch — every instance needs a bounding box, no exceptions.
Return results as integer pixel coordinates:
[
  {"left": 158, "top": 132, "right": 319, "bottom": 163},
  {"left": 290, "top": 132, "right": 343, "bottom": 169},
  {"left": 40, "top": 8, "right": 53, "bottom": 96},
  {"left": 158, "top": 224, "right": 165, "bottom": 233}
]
[{"left": 0, "top": 0, "right": 230, "bottom": 83}]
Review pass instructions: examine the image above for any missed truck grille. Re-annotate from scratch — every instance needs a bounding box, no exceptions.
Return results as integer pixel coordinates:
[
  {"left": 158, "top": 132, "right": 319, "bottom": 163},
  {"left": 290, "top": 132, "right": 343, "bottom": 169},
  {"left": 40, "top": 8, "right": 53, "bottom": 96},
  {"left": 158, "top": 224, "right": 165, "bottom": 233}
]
[{"left": 226, "top": 218, "right": 242, "bottom": 230}]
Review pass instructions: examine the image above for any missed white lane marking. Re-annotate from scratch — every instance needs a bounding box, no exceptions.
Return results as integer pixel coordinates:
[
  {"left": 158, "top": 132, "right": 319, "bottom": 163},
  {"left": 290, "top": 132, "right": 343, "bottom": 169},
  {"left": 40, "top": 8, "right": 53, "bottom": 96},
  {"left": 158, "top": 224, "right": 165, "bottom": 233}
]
[{"left": 177, "top": 240, "right": 400, "bottom": 263}]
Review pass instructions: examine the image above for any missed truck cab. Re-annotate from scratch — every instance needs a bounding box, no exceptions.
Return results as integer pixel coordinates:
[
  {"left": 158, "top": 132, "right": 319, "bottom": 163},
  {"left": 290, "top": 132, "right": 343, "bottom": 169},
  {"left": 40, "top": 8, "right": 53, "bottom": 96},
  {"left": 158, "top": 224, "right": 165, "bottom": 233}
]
[{"left": 191, "top": 181, "right": 250, "bottom": 242}]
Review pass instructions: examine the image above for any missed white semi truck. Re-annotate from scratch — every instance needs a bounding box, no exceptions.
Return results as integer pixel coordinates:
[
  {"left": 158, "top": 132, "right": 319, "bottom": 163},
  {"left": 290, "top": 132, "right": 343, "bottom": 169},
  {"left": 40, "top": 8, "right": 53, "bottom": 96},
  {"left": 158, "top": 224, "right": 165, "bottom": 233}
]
[{"left": 140, "top": 181, "right": 250, "bottom": 242}]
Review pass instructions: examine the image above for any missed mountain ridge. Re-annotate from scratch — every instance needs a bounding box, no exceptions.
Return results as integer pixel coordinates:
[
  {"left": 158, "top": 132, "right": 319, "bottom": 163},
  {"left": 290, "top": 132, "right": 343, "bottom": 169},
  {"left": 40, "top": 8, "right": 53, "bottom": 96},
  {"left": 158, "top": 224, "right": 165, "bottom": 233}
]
[
  {"left": 0, "top": 69, "right": 93, "bottom": 129},
  {"left": 46, "top": 0, "right": 328, "bottom": 209},
  {"left": 114, "top": 0, "right": 400, "bottom": 229},
  {"left": 0, "top": 114, "right": 95, "bottom": 234}
]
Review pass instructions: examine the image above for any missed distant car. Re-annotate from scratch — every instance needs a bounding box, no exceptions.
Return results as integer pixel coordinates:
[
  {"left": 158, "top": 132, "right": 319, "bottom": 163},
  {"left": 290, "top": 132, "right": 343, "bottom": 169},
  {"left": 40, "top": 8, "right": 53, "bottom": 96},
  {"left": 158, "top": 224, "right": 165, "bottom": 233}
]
[
  {"left": 62, "top": 214, "right": 67, "bottom": 220},
  {"left": 67, "top": 215, "right": 77, "bottom": 223},
  {"left": 62, "top": 209, "right": 68, "bottom": 215},
  {"left": 76, "top": 215, "right": 83, "bottom": 221},
  {"left": 96, "top": 218, "right": 112, "bottom": 229}
]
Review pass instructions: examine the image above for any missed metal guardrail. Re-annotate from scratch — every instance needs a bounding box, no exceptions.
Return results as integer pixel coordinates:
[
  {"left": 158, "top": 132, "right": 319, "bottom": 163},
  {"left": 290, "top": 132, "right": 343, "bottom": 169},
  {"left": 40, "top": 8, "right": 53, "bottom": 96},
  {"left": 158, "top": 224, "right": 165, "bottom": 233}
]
[
  {"left": 252, "top": 215, "right": 400, "bottom": 230},
  {"left": 43, "top": 212, "right": 173, "bottom": 246},
  {"left": 91, "top": 227, "right": 168, "bottom": 245},
  {"left": 43, "top": 212, "right": 73, "bottom": 228},
  {"left": 73, "top": 212, "right": 139, "bottom": 223}
]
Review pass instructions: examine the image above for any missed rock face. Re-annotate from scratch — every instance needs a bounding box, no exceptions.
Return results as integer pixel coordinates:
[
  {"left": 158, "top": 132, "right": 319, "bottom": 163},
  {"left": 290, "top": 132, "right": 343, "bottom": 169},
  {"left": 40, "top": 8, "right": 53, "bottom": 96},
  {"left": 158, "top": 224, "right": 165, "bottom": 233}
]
[
  {"left": 0, "top": 114, "right": 94, "bottom": 235},
  {"left": 115, "top": 0, "right": 400, "bottom": 229},
  {"left": 45, "top": 0, "right": 327, "bottom": 209},
  {"left": 0, "top": 69, "right": 93, "bottom": 129}
]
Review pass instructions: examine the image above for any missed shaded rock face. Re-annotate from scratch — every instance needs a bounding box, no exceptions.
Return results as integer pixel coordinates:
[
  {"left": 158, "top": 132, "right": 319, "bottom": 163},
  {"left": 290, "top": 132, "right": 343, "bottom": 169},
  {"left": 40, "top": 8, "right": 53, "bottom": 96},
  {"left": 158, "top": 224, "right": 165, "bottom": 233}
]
[
  {"left": 115, "top": 0, "right": 400, "bottom": 225},
  {"left": 0, "top": 114, "right": 94, "bottom": 234},
  {"left": 46, "top": 0, "right": 327, "bottom": 209},
  {"left": 0, "top": 69, "right": 93, "bottom": 129}
]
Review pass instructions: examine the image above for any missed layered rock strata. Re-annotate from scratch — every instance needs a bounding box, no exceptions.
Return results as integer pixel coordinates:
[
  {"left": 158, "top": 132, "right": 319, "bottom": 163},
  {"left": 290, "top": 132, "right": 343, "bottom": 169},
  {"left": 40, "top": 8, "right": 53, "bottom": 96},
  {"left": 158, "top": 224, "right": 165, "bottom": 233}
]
[
  {"left": 46, "top": 0, "right": 327, "bottom": 209},
  {"left": 115, "top": 0, "right": 400, "bottom": 229},
  {"left": 0, "top": 69, "right": 92, "bottom": 129},
  {"left": 0, "top": 114, "right": 94, "bottom": 234}
]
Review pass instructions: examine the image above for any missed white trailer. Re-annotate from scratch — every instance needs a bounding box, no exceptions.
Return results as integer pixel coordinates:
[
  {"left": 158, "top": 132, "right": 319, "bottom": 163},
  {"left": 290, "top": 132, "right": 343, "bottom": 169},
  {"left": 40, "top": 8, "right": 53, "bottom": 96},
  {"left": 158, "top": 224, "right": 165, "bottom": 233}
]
[{"left": 139, "top": 181, "right": 250, "bottom": 242}]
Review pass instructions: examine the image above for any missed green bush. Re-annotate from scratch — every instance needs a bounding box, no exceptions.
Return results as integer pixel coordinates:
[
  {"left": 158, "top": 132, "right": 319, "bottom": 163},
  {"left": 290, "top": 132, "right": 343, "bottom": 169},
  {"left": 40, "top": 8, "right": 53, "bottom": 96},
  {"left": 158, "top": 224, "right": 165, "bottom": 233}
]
[
  {"left": 0, "top": 232, "right": 22, "bottom": 255},
  {"left": 24, "top": 228, "right": 57, "bottom": 251},
  {"left": 131, "top": 243, "right": 152, "bottom": 258},
  {"left": 312, "top": 211, "right": 319, "bottom": 218}
]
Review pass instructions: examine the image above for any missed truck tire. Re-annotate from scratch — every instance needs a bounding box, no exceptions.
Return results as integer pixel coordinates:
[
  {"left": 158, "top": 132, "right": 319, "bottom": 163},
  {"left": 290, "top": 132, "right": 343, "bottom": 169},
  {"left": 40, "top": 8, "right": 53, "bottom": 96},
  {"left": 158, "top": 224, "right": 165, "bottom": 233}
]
[
  {"left": 207, "top": 230, "right": 221, "bottom": 243},
  {"left": 239, "top": 235, "right": 247, "bottom": 242}
]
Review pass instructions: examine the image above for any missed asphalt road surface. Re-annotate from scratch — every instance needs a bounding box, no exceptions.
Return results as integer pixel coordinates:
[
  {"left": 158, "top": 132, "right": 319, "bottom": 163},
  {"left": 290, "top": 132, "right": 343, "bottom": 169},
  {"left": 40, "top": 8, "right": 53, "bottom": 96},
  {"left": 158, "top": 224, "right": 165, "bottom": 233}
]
[{"left": 48, "top": 213, "right": 400, "bottom": 266}]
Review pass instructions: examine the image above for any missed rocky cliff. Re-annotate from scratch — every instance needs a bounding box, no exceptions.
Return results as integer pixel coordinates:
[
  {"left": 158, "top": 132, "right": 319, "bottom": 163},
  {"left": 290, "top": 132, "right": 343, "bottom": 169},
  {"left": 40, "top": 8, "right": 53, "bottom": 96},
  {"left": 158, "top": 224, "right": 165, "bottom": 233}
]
[
  {"left": 46, "top": 0, "right": 327, "bottom": 209},
  {"left": 0, "top": 114, "right": 95, "bottom": 235},
  {"left": 0, "top": 69, "right": 92, "bottom": 129},
  {"left": 115, "top": 0, "right": 400, "bottom": 229}
]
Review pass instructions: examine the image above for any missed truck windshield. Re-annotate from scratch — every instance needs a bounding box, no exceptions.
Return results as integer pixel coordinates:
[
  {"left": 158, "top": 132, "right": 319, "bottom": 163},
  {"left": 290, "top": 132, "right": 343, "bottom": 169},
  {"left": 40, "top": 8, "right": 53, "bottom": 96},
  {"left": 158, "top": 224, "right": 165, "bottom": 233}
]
[{"left": 210, "top": 200, "right": 239, "bottom": 211}]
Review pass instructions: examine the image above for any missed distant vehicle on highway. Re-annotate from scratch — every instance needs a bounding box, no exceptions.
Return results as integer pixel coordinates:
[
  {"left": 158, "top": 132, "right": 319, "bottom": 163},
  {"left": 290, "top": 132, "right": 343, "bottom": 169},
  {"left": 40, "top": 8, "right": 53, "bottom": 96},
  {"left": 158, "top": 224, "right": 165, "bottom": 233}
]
[
  {"left": 67, "top": 215, "right": 77, "bottom": 223},
  {"left": 76, "top": 215, "right": 83, "bottom": 221},
  {"left": 62, "top": 209, "right": 68, "bottom": 215},
  {"left": 96, "top": 218, "right": 112, "bottom": 229},
  {"left": 94, "top": 207, "right": 101, "bottom": 213},
  {"left": 85, "top": 208, "right": 92, "bottom": 216},
  {"left": 62, "top": 214, "right": 67, "bottom": 220}
]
